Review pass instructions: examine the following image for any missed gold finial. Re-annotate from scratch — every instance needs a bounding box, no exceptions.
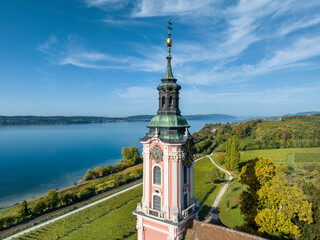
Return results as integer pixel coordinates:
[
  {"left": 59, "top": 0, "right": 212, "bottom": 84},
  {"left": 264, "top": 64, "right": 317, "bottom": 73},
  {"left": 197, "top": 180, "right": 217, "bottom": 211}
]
[{"left": 167, "top": 18, "right": 172, "bottom": 47}]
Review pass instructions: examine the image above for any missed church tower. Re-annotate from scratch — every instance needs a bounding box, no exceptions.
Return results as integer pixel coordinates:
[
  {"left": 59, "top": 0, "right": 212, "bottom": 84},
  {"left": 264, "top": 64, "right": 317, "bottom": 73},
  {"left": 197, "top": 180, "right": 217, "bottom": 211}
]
[{"left": 133, "top": 19, "right": 200, "bottom": 240}]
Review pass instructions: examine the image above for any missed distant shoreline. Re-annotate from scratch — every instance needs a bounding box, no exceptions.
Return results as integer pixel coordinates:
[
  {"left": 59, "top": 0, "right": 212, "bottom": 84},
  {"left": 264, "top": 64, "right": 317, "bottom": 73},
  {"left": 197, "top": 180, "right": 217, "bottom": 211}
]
[{"left": 0, "top": 114, "right": 238, "bottom": 126}]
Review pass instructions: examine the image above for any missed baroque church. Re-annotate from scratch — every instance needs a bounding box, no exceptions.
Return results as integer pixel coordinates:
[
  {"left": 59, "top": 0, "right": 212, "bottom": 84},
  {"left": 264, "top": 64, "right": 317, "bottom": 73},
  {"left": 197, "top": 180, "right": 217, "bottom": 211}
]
[{"left": 132, "top": 20, "right": 263, "bottom": 240}]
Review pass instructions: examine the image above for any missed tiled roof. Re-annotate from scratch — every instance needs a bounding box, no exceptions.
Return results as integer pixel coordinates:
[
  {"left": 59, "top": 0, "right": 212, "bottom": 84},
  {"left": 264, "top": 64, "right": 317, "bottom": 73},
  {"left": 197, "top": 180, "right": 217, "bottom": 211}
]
[{"left": 185, "top": 221, "right": 266, "bottom": 240}]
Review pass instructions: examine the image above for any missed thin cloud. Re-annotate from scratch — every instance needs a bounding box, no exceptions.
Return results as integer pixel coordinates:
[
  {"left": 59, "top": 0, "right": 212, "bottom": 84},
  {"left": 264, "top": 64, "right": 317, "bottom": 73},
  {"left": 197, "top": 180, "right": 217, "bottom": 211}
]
[
  {"left": 131, "top": 0, "right": 214, "bottom": 18},
  {"left": 278, "top": 15, "right": 320, "bottom": 36},
  {"left": 84, "top": 0, "right": 128, "bottom": 11}
]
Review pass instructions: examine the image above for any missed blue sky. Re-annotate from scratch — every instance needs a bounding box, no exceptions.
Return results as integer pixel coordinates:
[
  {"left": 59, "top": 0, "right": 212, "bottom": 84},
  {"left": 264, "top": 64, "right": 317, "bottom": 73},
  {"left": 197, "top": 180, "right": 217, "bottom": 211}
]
[{"left": 1, "top": 0, "right": 320, "bottom": 117}]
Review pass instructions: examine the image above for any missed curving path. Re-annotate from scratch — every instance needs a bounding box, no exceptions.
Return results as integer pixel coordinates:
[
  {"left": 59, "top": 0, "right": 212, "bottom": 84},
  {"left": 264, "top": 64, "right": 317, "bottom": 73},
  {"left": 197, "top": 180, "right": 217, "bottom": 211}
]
[{"left": 204, "top": 155, "right": 233, "bottom": 223}]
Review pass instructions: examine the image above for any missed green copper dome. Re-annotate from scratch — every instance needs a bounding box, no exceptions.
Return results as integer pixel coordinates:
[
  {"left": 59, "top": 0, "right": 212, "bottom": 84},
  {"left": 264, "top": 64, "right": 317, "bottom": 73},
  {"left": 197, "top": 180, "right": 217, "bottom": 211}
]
[{"left": 148, "top": 114, "right": 190, "bottom": 128}]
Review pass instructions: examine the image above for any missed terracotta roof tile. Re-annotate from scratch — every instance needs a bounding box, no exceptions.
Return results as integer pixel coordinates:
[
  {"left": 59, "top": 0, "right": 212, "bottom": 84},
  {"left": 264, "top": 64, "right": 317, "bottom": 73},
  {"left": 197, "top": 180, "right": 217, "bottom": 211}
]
[{"left": 185, "top": 221, "right": 265, "bottom": 240}]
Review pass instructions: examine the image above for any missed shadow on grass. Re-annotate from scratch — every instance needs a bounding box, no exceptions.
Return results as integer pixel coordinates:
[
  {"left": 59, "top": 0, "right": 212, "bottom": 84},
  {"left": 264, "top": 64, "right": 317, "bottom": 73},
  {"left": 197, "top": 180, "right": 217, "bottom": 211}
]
[
  {"left": 239, "top": 160, "right": 253, "bottom": 169},
  {"left": 231, "top": 204, "right": 239, "bottom": 209},
  {"left": 121, "top": 230, "right": 136, "bottom": 239},
  {"left": 200, "top": 185, "right": 216, "bottom": 205}
]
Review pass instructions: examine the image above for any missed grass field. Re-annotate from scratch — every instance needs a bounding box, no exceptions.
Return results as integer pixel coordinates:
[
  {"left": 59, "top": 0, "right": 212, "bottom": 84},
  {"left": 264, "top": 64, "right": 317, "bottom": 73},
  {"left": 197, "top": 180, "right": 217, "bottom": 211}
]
[
  {"left": 5, "top": 157, "right": 219, "bottom": 239},
  {"left": 193, "top": 157, "right": 222, "bottom": 220},
  {"left": 9, "top": 186, "right": 142, "bottom": 240},
  {"left": 240, "top": 147, "right": 320, "bottom": 163},
  {"left": 217, "top": 147, "right": 320, "bottom": 229},
  {"left": 218, "top": 179, "right": 245, "bottom": 229}
]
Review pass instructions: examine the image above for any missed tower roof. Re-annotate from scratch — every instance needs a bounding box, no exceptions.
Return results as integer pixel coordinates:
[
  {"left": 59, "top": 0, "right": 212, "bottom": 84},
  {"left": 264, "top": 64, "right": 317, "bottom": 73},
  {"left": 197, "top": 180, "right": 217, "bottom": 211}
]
[{"left": 140, "top": 19, "right": 191, "bottom": 144}]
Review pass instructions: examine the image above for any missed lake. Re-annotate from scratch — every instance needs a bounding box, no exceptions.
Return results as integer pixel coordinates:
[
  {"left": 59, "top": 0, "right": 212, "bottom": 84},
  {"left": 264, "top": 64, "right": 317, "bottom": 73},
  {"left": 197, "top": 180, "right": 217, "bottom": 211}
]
[{"left": 0, "top": 120, "right": 222, "bottom": 207}]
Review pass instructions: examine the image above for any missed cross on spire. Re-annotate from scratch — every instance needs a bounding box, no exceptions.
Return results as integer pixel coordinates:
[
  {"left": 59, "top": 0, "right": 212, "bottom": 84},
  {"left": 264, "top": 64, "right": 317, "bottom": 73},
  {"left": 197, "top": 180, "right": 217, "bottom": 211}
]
[{"left": 167, "top": 18, "right": 172, "bottom": 38}]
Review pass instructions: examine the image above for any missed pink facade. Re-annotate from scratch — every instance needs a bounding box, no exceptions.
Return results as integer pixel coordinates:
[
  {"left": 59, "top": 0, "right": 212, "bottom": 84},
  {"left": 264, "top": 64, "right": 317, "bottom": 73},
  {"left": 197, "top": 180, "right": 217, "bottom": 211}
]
[
  {"left": 133, "top": 137, "right": 198, "bottom": 240},
  {"left": 132, "top": 19, "right": 199, "bottom": 240}
]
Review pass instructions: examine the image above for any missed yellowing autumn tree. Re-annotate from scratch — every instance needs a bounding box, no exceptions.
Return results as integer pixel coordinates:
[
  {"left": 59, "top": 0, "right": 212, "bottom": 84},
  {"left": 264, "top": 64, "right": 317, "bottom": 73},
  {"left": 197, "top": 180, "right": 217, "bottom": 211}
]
[
  {"left": 239, "top": 156, "right": 313, "bottom": 238},
  {"left": 255, "top": 172, "right": 313, "bottom": 238}
]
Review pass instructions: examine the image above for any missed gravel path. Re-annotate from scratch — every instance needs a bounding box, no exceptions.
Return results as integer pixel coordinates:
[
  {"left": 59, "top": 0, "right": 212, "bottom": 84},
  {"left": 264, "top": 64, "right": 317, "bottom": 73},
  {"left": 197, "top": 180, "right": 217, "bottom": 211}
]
[
  {"left": 3, "top": 182, "right": 143, "bottom": 240},
  {"left": 204, "top": 155, "right": 233, "bottom": 222}
]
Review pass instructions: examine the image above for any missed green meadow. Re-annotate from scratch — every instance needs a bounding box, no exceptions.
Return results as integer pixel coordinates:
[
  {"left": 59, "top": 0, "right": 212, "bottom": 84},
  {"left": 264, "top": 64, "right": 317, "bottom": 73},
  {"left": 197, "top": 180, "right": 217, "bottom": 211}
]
[
  {"left": 3, "top": 157, "right": 219, "bottom": 240},
  {"left": 218, "top": 147, "right": 320, "bottom": 229}
]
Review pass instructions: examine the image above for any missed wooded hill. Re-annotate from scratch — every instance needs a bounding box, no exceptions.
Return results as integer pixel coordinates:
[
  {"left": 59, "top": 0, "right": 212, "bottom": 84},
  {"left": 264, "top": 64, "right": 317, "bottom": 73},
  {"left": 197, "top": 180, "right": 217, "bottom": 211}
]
[
  {"left": 0, "top": 114, "right": 236, "bottom": 125},
  {"left": 193, "top": 114, "right": 320, "bottom": 155}
]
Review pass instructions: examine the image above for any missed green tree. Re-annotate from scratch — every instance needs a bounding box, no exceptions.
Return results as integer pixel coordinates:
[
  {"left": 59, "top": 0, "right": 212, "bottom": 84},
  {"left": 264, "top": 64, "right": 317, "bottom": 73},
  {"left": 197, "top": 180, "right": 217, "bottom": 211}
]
[
  {"left": 19, "top": 200, "right": 30, "bottom": 220},
  {"left": 230, "top": 136, "right": 240, "bottom": 171},
  {"left": 92, "top": 166, "right": 104, "bottom": 178},
  {"left": 84, "top": 169, "right": 93, "bottom": 181},
  {"left": 46, "top": 190, "right": 59, "bottom": 210},
  {"left": 61, "top": 192, "right": 74, "bottom": 205},
  {"left": 121, "top": 146, "right": 141, "bottom": 166},
  {"left": 114, "top": 174, "right": 123, "bottom": 187},
  {"left": 79, "top": 187, "right": 96, "bottom": 200},
  {"left": 130, "top": 168, "right": 143, "bottom": 179},
  {"left": 32, "top": 199, "right": 47, "bottom": 215},
  {"left": 297, "top": 183, "right": 320, "bottom": 240},
  {"left": 206, "top": 167, "right": 223, "bottom": 184},
  {"left": 103, "top": 164, "right": 112, "bottom": 175},
  {"left": 226, "top": 200, "right": 230, "bottom": 210}
]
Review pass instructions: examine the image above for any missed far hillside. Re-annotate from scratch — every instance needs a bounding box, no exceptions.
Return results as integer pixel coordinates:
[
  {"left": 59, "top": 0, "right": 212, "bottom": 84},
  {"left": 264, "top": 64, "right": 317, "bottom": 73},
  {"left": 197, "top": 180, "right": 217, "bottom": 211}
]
[{"left": 193, "top": 113, "right": 320, "bottom": 155}]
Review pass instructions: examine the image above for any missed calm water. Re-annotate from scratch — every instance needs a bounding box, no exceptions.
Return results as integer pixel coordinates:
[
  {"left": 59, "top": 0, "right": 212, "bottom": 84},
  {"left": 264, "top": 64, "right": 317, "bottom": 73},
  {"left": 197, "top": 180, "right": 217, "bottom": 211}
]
[{"left": 0, "top": 120, "right": 218, "bottom": 207}]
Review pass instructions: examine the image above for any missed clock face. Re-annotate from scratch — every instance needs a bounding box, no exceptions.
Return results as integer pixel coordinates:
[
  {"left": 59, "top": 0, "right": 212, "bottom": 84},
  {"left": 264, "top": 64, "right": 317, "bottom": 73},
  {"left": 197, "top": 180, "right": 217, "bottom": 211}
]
[{"left": 150, "top": 145, "right": 163, "bottom": 163}]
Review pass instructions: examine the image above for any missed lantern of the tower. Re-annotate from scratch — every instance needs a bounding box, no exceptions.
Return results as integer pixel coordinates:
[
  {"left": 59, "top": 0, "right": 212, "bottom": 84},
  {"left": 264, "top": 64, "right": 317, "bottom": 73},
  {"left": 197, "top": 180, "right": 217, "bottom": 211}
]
[{"left": 132, "top": 19, "right": 201, "bottom": 240}]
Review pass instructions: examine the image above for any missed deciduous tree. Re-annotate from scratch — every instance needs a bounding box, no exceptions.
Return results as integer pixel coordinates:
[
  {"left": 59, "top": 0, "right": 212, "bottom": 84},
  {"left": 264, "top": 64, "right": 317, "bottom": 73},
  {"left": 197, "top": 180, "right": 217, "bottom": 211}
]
[{"left": 46, "top": 190, "right": 59, "bottom": 209}]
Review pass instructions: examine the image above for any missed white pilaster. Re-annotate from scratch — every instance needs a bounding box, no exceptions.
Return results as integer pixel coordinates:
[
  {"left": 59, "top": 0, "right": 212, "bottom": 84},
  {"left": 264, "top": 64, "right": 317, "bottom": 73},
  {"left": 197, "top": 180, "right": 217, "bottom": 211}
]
[
  {"left": 171, "top": 157, "right": 178, "bottom": 207},
  {"left": 144, "top": 143, "right": 150, "bottom": 209},
  {"left": 179, "top": 159, "right": 183, "bottom": 210},
  {"left": 137, "top": 216, "right": 143, "bottom": 240},
  {"left": 164, "top": 145, "right": 169, "bottom": 218}
]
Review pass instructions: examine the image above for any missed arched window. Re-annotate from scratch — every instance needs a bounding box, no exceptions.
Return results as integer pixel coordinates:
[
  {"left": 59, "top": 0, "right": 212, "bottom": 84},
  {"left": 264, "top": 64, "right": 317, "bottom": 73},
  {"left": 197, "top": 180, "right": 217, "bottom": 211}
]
[
  {"left": 169, "top": 96, "right": 173, "bottom": 108},
  {"left": 184, "top": 166, "right": 187, "bottom": 184},
  {"left": 184, "top": 193, "right": 188, "bottom": 209},
  {"left": 153, "top": 195, "right": 161, "bottom": 211},
  {"left": 162, "top": 96, "right": 165, "bottom": 108},
  {"left": 153, "top": 166, "right": 161, "bottom": 185}
]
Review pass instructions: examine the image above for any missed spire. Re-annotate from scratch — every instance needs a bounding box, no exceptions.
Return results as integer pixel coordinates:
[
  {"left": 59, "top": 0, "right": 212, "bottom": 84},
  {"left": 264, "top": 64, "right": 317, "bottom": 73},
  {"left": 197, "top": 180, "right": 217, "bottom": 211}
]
[{"left": 164, "top": 18, "right": 174, "bottom": 79}]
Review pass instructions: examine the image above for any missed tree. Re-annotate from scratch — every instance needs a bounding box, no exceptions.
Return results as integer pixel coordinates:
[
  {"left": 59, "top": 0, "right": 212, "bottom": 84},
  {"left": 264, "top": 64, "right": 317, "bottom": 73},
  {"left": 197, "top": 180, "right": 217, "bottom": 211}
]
[
  {"left": 92, "top": 166, "right": 104, "bottom": 178},
  {"left": 19, "top": 200, "right": 30, "bottom": 220},
  {"left": 114, "top": 174, "right": 123, "bottom": 187},
  {"left": 46, "top": 190, "right": 59, "bottom": 210},
  {"left": 297, "top": 183, "right": 320, "bottom": 240},
  {"left": 103, "top": 164, "right": 112, "bottom": 175},
  {"left": 230, "top": 136, "right": 240, "bottom": 170},
  {"left": 239, "top": 156, "right": 313, "bottom": 238},
  {"left": 224, "top": 136, "right": 240, "bottom": 171},
  {"left": 79, "top": 187, "right": 96, "bottom": 200},
  {"left": 206, "top": 168, "right": 223, "bottom": 184},
  {"left": 121, "top": 146, "right": 141, "bottom": 166},
  {"left": 238, "top": 156, "right": 277, "bottom": 229},
  {"left": 32, "top": 199, "right": 47, "bottom": 215},
  {"left": 84, "top": 169, "right": 93, "bottom": 181},
  {"left": 61, "top": 192, "right": 74, "bottom": 205},
  {"left": 255, "top": 172, "right": 313, "bottom": 238},
  {"left": 130, "top": 168, "right": 143, "bottom": 179}
]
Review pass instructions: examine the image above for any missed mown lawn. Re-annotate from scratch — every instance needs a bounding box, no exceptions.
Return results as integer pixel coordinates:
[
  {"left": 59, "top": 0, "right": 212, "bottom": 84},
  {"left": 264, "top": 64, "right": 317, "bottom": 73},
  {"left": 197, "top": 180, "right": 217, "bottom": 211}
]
[
  {"left": 7, "top": 157, "right": 222, "bottom": 239},
  {"left": 218, "top": 179, "right": 245, "bottom": 229},
  {"left": 12, "top": 186, "right": 143, "bottom": 240},
  {"left": 240, "top": 147, "right": 320, "bottom": 163},
  {"left": 193, "top": 157, "right": 222, "bottom": 220}
]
